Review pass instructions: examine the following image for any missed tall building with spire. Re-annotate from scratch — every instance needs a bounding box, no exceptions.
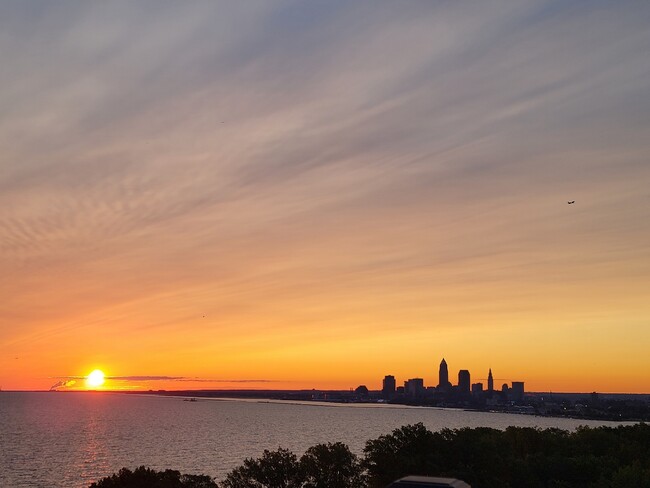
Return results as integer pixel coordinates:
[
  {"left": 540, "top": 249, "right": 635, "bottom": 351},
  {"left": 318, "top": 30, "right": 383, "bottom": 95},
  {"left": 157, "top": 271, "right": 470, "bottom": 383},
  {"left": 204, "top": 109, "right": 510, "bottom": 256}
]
[
  {"left": 487, "top": 368, "right": 494, "bottom": 393},
  {"left": 438, "top": 358, "right": 451, "bottom": 389}
]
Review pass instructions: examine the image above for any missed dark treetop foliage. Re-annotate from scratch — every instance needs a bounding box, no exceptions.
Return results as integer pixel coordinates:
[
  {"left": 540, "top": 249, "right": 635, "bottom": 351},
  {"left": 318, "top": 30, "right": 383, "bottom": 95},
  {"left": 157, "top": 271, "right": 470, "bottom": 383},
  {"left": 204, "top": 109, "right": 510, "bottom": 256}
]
[
  {"left": 219, "top": 442, "right": 364, "bottom": 488},
  {"left": 91, "top": 422, "right": 650, "bottom": 488},
  {"left": 219, "top": 448, "right": 305, "bottom": 488},
  {"left": 301, "top": 441, "right": 366, "bottom": 488},
  {"left": 362, "top": 422, "right": 650, "bottom": 488},
  {"left": 89, "top": 466, "right": 217, "bottom": 488}
]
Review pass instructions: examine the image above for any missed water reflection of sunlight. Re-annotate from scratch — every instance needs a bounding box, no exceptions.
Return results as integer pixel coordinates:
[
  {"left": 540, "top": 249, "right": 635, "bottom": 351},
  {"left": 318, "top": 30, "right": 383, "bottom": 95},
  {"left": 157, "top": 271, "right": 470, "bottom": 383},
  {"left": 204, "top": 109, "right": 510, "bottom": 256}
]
[{"left": 76, "top": 398, "right": 111, "bottom": 486}]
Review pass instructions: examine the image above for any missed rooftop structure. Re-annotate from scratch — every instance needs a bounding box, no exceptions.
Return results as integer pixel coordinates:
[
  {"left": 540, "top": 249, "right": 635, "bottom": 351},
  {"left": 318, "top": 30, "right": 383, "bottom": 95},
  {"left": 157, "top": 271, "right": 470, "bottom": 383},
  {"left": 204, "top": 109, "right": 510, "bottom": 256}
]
[{"left": 387, "top": 475, "right": 471, "bottom": 487}]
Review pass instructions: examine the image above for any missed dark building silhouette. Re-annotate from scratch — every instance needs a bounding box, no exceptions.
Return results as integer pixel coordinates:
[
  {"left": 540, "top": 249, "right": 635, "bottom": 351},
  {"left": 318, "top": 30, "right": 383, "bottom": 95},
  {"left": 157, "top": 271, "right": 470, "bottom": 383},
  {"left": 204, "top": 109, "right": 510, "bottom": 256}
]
[
  {"left": 458, "top": 370, "right": 470, "bottom": 395},
  {"left": 405, "top": 378, "right": 425, "bottom": 398},
  {"left": 511, "top": 381, "right": 525, "bottom": 402},
  {"left": 487, "top": 369, "right": 494, "bottom": 393},
  {"left": 355, "top": 385, "right": 369, "bottom": 399},
  {"left": 382, "top": 375, "right": 396, "bottom": 400},
  {"left": 438, "top": 358, "right": 451, "bottom": 389},
  {"left": 471, "top": 382, "right": 483, "bottom": 395}
]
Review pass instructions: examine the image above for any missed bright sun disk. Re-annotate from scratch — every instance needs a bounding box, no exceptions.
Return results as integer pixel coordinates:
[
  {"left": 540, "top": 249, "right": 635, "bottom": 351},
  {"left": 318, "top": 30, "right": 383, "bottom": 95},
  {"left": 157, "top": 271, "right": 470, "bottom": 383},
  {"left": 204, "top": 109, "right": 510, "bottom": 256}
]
[{"left": 86, "top": 369, "right": 105, "bottom": 388}]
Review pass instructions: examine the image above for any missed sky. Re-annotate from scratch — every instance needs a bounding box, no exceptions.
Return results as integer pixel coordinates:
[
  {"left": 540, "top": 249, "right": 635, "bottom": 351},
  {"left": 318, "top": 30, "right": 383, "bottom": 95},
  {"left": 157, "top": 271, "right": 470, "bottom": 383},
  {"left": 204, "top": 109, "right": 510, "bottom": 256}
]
[{"left": 1, "top": 1, "right": 649, "bottom": 393}]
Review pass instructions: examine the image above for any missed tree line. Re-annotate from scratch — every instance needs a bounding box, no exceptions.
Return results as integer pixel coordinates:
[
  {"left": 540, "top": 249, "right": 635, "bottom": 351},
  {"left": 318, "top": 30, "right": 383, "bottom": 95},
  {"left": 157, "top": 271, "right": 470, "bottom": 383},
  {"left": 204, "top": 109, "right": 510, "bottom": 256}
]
[{"left": 90, "top": 422, "right": 650, "bottom": 488}]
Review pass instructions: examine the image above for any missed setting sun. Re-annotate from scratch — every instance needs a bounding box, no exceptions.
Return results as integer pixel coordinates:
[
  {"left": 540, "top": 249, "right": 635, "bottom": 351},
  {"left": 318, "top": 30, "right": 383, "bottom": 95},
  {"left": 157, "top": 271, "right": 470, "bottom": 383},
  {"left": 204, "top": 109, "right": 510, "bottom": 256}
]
[{"left": 86, "top": 370, "right": 105, "bottom": 388}]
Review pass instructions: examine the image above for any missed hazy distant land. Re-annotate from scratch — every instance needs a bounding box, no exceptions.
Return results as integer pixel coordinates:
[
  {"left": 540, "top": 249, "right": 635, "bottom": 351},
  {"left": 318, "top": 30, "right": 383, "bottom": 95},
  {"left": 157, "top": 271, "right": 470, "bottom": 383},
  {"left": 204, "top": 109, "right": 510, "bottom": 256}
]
[{"left": 69, "top": 388, "right": 650, "bottom": 422}]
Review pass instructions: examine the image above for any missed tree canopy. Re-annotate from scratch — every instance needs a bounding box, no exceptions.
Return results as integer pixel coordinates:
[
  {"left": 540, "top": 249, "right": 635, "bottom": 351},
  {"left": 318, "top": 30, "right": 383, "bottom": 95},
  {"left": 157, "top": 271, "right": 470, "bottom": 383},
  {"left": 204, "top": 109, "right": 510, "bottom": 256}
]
[
  {"left": 89, "top": 466, "right": 217, "bottom": 488},
  {"left": 90, "top": 423, "right": 650, "bottom": 488}
]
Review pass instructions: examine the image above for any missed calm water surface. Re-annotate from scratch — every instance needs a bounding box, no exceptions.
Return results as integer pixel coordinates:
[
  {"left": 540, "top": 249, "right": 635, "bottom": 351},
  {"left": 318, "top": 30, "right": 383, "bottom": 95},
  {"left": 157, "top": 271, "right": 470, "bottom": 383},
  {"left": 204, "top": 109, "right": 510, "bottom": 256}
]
[{"left": 0, "top": 392, "right": 634, "bottom": 487}]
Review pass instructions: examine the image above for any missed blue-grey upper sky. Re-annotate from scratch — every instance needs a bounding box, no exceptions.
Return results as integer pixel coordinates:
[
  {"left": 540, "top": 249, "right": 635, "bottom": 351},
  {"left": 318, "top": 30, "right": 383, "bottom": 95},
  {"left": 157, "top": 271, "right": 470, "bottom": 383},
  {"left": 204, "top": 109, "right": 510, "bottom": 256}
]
[{"left": 1, "top": 1, "right": 649, "bottom": 392}]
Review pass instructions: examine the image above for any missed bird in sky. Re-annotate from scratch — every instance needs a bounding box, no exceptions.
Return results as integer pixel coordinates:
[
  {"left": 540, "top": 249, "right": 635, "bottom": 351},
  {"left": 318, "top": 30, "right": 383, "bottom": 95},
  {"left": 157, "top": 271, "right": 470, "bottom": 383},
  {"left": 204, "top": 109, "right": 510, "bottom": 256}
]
[{"left": 568, "top": 201, "right": 575, "bottom": 204}]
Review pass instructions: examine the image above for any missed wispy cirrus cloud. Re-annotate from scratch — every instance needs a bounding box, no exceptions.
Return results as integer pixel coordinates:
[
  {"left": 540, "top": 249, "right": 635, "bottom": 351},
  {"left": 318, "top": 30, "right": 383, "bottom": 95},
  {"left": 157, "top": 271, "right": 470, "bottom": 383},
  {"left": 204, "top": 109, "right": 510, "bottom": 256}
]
[{"left": 2, "top": 1, "right": 650, "bottom": 392}]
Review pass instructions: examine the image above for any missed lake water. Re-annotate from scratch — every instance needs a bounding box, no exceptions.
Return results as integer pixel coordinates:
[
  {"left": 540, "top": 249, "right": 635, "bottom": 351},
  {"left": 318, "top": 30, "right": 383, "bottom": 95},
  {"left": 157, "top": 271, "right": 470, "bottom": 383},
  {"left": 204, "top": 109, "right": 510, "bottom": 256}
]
[{"left": 0, "top": 392, "right": 634, "bottom": 487}]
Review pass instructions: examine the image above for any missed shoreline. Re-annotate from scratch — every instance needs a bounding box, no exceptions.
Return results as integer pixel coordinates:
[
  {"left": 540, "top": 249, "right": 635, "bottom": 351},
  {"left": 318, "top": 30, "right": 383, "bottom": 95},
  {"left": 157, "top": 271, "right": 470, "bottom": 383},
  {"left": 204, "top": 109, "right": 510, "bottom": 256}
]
[{"left": 6, "top": 389, "right": 646, "bottom": 423}]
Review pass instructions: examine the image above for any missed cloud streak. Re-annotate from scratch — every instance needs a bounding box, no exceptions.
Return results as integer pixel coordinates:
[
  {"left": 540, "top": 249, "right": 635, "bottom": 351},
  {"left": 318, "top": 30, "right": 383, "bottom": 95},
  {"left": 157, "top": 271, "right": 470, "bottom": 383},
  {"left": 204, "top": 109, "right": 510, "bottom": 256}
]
[{"left": 51, "top": 376, "right": 279, "bottom": 383}]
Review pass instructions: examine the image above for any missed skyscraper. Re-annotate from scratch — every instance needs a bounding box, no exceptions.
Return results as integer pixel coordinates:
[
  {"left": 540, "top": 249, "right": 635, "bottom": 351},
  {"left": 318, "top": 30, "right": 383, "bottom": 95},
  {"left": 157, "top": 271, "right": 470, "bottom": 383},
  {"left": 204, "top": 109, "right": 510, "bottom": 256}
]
[
  {"left": 458, "top": 370, "right": 470, "bottom": 394},
  {"left": 404, "top": 378, "right": 425, "bottom": 398},
  {"left": 382, "top": 375, "right": 396, "bottom": 400},
  {"left": 511, "top": 381, "right": 525, "bottom": 402},
  {"left": 487, "top": 368, "right": 494, "bottom": 393},
  {"left": 438, "top": 358, "right": 450, "bottom": 389}
]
